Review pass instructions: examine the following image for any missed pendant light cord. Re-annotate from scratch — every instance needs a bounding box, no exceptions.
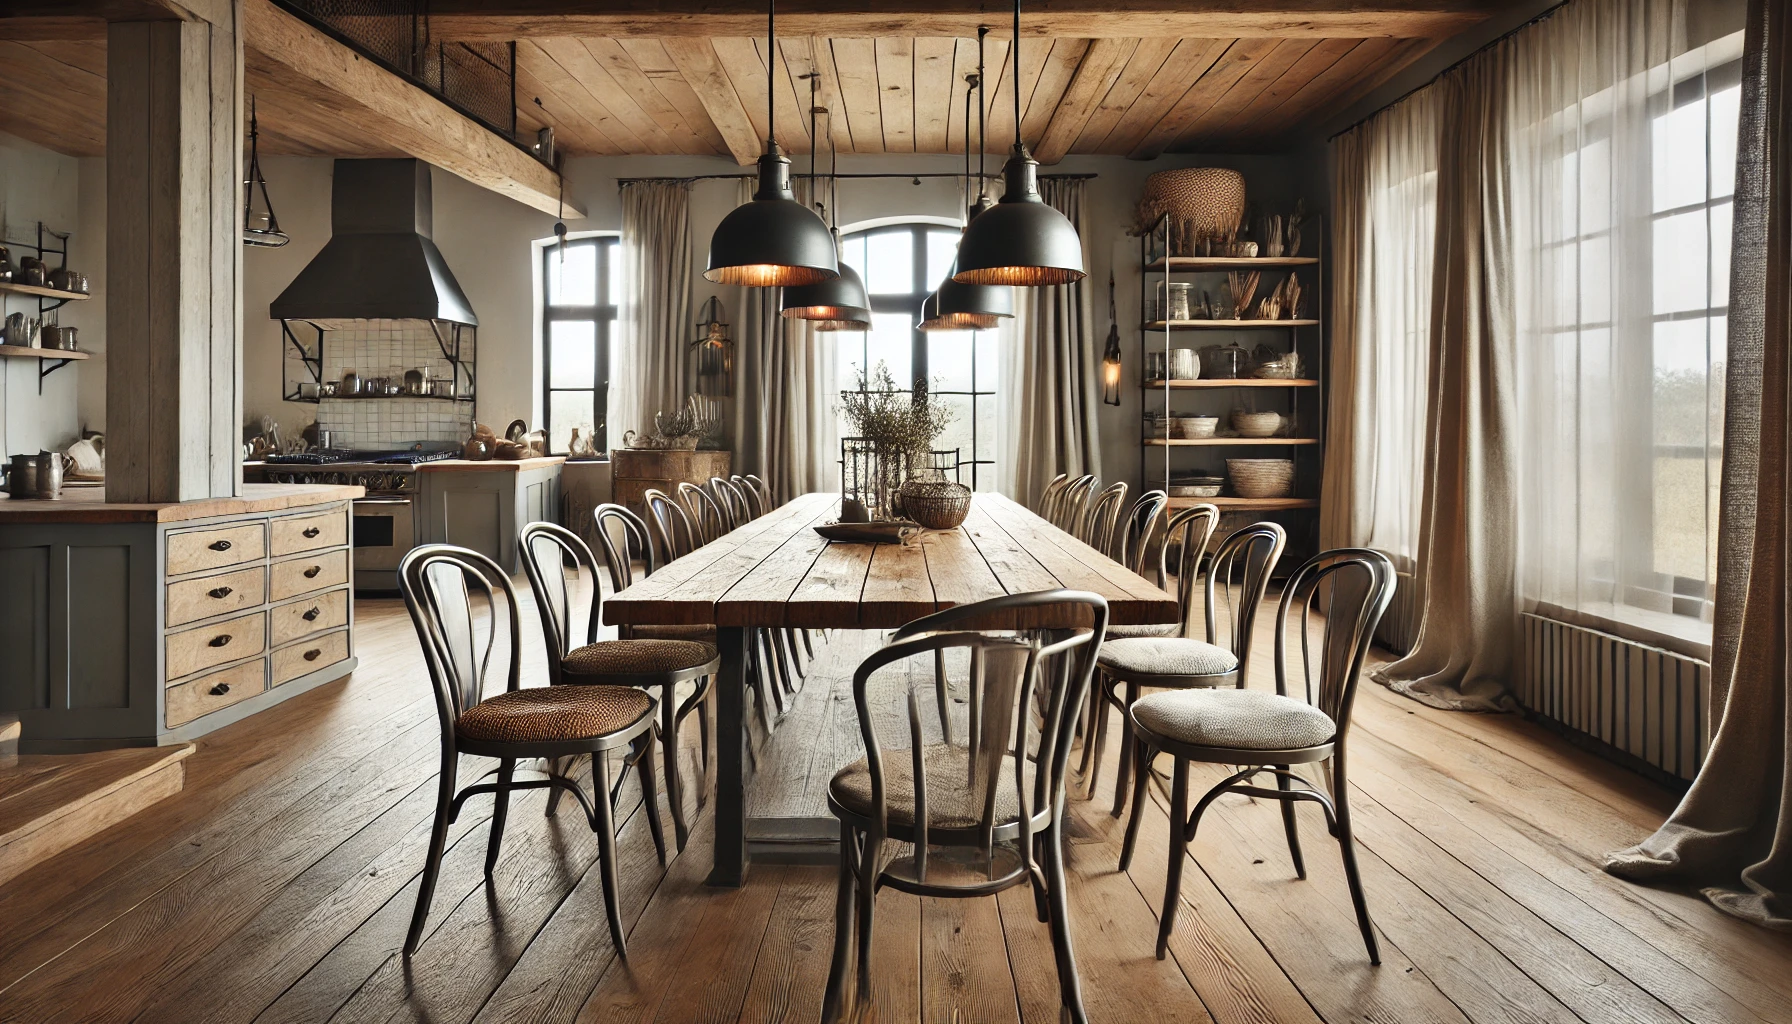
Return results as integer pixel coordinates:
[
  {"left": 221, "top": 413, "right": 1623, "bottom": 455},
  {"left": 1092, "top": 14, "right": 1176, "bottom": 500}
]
[
  {"left": 1011, "top": 0, "right": 1022, "bottom": 147},
  {"left": 978, "top": 27, "right": 988, "bottom": 187},
  {"left": 767, "top": 0, "right": 776, "bottom": 145}
]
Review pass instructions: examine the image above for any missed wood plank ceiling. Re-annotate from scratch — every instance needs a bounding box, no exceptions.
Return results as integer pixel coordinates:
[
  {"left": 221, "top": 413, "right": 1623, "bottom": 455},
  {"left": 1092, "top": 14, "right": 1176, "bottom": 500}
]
[{"left": 0, "top": 4, "right": 1501, "bottom": 163}]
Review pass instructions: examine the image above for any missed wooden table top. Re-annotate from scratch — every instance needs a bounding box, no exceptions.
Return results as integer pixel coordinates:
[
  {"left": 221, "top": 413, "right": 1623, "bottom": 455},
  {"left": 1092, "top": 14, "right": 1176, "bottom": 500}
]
[{"left": 604, "top": 491, "right": 1179, "bottom": 630}]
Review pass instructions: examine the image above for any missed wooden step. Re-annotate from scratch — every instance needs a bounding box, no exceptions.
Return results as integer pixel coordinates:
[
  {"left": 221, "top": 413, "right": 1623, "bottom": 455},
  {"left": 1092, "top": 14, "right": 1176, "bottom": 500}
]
[{"left": 0, "top": 744, "right": 194, "bottom": 886}]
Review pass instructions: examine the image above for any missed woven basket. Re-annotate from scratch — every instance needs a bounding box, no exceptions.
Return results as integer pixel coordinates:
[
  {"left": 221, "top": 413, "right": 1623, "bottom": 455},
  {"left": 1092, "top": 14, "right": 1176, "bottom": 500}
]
[
  {"left": 1140, "top": 168, "right": 1247, "bottom": 236},
  {"left": 900, "top": 480, "right": 972, "bottom": 530},
  {"left": 1226, "top": 459, "right": 1295, "bottom": 499}
]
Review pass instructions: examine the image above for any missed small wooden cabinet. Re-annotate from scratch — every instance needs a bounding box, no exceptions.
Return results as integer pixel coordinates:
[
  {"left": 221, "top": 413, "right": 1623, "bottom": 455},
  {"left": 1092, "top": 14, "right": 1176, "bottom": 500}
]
[{"left": 610, "top": 449, "right": 732, "bottom": 524}]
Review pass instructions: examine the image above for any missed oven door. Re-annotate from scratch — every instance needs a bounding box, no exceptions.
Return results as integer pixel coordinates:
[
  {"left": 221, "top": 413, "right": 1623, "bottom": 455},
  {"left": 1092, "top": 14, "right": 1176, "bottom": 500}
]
[{"left": 351, "top": 497, "right": 415, "bottom": 592}]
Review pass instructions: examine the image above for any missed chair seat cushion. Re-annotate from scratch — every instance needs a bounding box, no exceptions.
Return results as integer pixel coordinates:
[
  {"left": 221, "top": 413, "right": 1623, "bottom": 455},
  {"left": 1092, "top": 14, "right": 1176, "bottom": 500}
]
[
  {"left": 631, "top": 623, "right": 719, "bottom": 644},
  {"left": 457, "top": 685, "right": 654, "bottom": 744},
  {"left": 1098, "top": 637, "right": 1238, "bottom": 677},
  {"left": 1105, "top": 621, "right": 1180, "bottom": 640},
  {"left": 563, "top": 638, "right": 716, "bottom": 676},
  {"left": 830, "top": 744, "right": 1031, "bottom": 830},
  {"left": 1132, "top": 689, "right": 1335, "bottom": 751}
]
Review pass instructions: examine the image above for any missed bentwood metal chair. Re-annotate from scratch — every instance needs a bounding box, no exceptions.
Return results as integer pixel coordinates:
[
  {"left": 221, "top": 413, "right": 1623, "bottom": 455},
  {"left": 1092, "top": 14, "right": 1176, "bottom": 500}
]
[
  {"left": 1088, "top": 521, "right": 1285, "bottom": 813},
  {"left": 1037, "top": 473, "right": 1070, "bottom": 522},
  {"left": 730, "top": 475, "right": 765, "bottom": 519},
  {"left": 744, "top": 473, "right": 774, "bottom": 513},
  {"left": 642, "top": 488, "right": 700, "bottom": 562},
  {"left": 518, "top": 522, "right": 719, "bottom": 853},
  {"left": 1105, "top": 504, "right": 1219, "bottom": 641},
  {"left": 1114, "top": 490, "right": 1170, "bottom": 579},
  {"left": 398, "top": 544, "right": 661, "bottom": 957},
  {"left": 679, "top": 481, "right": 731, "bottom": 543},
  {"left": 1120, "top": 549, "right": 1396, "bottom": 964},
  {"left": 1079, "top": 481, "right": 1129, "bottom": 555},
  {"left": 821, "top": 590, "right": 1110, "bottom": 1024},
  {"left": 709, "top": 476, "right": 752, "bottom": 528},
  {"left": 1056, "top": 475, "right": 1098, "bottom": 534}
]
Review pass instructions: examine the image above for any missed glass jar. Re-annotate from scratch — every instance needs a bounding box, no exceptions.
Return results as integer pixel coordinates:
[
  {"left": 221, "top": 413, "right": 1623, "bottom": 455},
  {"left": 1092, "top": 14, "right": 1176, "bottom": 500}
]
[{"left": 1167, "top": 282, "right": 1194, "bottom": 321}]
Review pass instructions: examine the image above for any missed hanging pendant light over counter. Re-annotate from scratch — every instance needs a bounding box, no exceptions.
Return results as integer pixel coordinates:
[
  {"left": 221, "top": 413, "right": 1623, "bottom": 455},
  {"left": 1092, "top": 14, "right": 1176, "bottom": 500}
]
[
  {"left": 782, "top": 82, "right": 871, "bottom": 330},
  {"left": 951, "top": 0, "right": 1084, "bottom": 287},
  {"left": 920, "top": 34, "right": 1016, "bottom": 332},
  {"left": 705, "top": 0, "right": 838, "bottom": 288}
]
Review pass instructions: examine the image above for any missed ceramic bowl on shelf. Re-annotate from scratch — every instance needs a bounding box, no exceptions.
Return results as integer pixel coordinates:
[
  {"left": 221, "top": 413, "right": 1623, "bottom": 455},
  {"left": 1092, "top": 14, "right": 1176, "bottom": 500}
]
[
  {"left": 1231, "top": 410, "right": 1283, "bottom": 437},
  {"left": 1169, "top": 415, "right": 1219, "bottom": 439},
  {"left": 1167, "top": 475, "right": 1225, "bottom": 498}
]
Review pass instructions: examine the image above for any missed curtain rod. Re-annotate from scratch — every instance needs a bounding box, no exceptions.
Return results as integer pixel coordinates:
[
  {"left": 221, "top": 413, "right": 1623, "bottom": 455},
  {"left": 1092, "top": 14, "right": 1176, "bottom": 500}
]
[
  {"left": 1326, "top": 0, "right": 1572, "bottom": 141},
  {"left": 617, "top": 171, "right": 1096, "bottom": 184}
]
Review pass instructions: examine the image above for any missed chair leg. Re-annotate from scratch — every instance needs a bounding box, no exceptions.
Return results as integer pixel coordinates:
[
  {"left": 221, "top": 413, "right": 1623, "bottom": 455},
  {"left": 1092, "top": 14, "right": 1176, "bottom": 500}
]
[
  {"left": 662, "top": 685, "right": 690, "bottom": 853},
  {"left": 820, "top": 821, "right": 858, "bottom": 1024},
  {"left": 786, "top": 628, "right": 807, "bottom": 681},
  {"left": 1334, "top": 782, "right": 1381, "bottom": 965},
  {"left": 405, "top": 748, "right": 458, "bottom": 956},
  {"left": 698, "top": 679, "right": 713, "bottom": 777},
  {"left": 1119, "top": 733, "right": 1152, "bottom": 871},
  {"left": 1076, "top": 676, "right": 1100, "bottom": 777},
  {"left": 1111, "top": 681, "right": 1139, "bottom": 817},
  {"left": 934, "top": 649, "right": 953, "bottom": 746},
  {"left": 590, "top": 747, "right": 629, "bottom": 957},
  {"left": 485, "top": 757, "right": 514, "bottom": 878},
  {"left": 1041, "top": 816, "right": 1090, "bottom": 1024},
  {"left": 1156, "top": 756, "right": 1189, "bottom": 960},
  {"left": 544, "top": 754, "right": 570, "bottom": 816},
  {"left": 633, "top": 737, "right": 667, "bottom": 866},
  {"left": 855, "top": 829, "right": 879, "bottom": 1006},
  {"left": 1276, "top": 766, "right": 1306, "bottom": 880},
  {"left": 750, "top": 630, "right": 781, "bottom": 730}
]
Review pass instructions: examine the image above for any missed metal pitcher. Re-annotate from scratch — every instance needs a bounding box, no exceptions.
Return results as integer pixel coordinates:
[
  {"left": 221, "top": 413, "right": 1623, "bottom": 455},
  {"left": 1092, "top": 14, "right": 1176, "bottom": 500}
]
[
  {"left": 33, "top": 451, "right": 63, "bottom": 498},
  {"left": 3, "top": 313, "right": 41, "bottom": 347}
]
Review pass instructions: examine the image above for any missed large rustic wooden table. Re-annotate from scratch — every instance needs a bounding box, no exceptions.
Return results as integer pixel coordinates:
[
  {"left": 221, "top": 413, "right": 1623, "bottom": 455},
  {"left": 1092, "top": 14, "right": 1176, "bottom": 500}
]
[{"left": 605, "top": 491, "right": 1178, "bottom": 885}]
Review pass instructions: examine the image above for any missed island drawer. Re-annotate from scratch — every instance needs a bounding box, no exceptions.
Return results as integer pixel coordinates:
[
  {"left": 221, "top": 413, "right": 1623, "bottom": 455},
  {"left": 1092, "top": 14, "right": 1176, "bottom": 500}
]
[
  {"left": 271, "top": 589, "right": 349, "bottom": 646},
  {"left": 167, "top": 522, "right": 266, "bottom": 577},
  {"left": 166, "top": 659, "right": 266, "bottom": 728},
  {"left": 270, "top": 549, "right": 349, "bottom": 601},
  {"left": 166, "top": 565, "right": 266, "bottom": 628},
  {"left": 167, "top": 610, "right": 267, "bottom": 680},
  {"left": 271, "top": 508, "right": 348, "bottom": 556},
  {"left": 273, "top": 629, "right": 349, "bottom": 686}
]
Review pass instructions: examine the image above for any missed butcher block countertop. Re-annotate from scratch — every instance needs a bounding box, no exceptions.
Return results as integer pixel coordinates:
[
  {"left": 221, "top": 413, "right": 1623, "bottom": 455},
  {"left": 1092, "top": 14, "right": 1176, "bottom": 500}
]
[
  {"left": 0, "top": 483, "right": 364, "bottom": 524},
  {"left": 416, "top": 457, "right": 565, "bottom": 472}
]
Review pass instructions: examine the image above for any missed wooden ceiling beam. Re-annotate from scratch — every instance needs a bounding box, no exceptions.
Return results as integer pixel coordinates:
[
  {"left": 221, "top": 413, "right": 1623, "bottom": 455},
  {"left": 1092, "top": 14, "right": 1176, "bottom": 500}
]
[
  {"left": 660, "top": 37, "right": 761, "bottom": 164},
  {"left": 419, "top": 2, "right": 1496, "bottom": 42},
  {"left": 1033, "top": 37, "right": 1134, "bottom": 165},
  {"left": 240, "top": 0, "right": 581, "bottom": 216}
]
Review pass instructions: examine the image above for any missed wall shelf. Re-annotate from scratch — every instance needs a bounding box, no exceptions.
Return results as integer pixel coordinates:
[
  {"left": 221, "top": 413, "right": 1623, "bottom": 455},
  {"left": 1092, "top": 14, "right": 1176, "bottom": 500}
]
[
  {"left": 1146, "top": 378, "right": 1318, "bottom": 389},
  {"left": 1145, "top": 437, "right": 1320, "bottom": 446},
  {"left": 1144, "top": 319, "right": 1319, "bottom": 330},
  {"left": 0, "top": 222, "right": 87, "bottom": 393},
  {"left": 0, "top": 282, "right": 90, "bottom": 305},
  {"left": 0, "top": 346, "right": 90, "bottom": 361},
  {"left": 1145, "top": 256, "right": 1319, "bottom": 271},
  {"left": 1167, "top": 496, "right": 1319, "bottom": 510}
]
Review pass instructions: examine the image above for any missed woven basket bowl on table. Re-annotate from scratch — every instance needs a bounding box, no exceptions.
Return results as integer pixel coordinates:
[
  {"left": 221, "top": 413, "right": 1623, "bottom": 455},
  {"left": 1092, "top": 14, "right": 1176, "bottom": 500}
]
[
  {"left": 1226, "top": 458, "right": 1296, "bottom": 499},
  {"left": 1140, "top": 167, "right": 1247, "bottom": 236},
  {"left": 900, "top": 479, "right": 973, "bottom": 530}
]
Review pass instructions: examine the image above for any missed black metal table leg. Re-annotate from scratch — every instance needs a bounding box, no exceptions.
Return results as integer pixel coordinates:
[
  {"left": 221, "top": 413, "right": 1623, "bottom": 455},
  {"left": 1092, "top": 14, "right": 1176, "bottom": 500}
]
[{"left": 707, "top": 624, "right": 749, "bottom": 886}]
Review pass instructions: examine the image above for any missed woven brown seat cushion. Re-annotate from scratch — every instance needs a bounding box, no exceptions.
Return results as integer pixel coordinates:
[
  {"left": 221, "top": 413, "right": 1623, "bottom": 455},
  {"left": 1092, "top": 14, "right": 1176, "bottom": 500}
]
[
  {"left": 562, "top": 639, "right": 716, "bottom": 676},
  {"left": 830, "top": 744, "right": 1033, "bottom": 829},
  {"left": 457, "top": 685, "right": 654, "bottom": 743},
  {"left": 630, "top": 623, "right": 719, "bottom": 645}
]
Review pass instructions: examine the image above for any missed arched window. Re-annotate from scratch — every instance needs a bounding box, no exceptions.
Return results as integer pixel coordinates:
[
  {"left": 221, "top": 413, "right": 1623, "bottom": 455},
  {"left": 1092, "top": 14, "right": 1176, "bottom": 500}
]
[
  {"left": 835, "top": 222, "right": 999, "bottom": 490},
  {"left": 540, "top": 235, "right": 620, "bottom": 453}
]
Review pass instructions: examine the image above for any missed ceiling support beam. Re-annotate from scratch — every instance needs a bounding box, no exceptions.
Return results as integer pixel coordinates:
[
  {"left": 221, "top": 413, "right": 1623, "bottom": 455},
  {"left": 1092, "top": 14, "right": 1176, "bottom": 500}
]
[
  {"left": 238, "top": 0, "right": 582, "bottom": 217},
  {"left": 661, "top": 37, "right": 761, "bottom": 165},
  {"left": 1032, "top": 37, "right": 1133, "bottom": 164}
]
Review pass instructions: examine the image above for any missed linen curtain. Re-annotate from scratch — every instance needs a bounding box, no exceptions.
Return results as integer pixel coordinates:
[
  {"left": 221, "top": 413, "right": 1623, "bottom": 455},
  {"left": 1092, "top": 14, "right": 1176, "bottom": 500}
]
[
  {"left": 998, "top": 177, "right": 1101, "bottom": 507},
  {"left": 1320, "top": 90, "right": 1443, "bottom": 567},
  {"left": 730, "top": 179, "right": 840, "bottom": 502},
  {"left": 1606, "top": 0, "right": 1792, "bottom": 930},
  {"left": 617, "top": 179, "right": 693, "bottom": 442}
]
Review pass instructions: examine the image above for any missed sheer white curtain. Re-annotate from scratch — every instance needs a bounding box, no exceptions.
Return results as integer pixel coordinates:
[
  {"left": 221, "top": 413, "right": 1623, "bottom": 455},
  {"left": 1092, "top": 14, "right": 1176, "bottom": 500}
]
[
  {"left": 1322, "top": 90, "right": 1443, "bottom": 568},
  {"left": 617, "top": 179, "right": 693, "bottom": 443},
  {"left": 1510, "top": 0, "right": 1739, "bottom": 648}
]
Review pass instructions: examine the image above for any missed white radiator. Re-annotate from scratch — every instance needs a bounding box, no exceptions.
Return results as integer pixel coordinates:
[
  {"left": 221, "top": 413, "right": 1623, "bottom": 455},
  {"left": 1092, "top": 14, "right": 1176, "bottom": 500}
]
[{"left": 1519, "top": 613, "right": 1709, "bottom": 782}]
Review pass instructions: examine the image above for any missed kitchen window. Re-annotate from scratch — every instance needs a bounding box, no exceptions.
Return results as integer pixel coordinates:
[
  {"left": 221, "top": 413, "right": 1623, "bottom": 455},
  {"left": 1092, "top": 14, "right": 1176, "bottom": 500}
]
[
  {"left": 541, "top": 235, "right": 621, "bottom": 454},
  {"left": 835, "top": 222, "right": 999, "bottom": 490}
]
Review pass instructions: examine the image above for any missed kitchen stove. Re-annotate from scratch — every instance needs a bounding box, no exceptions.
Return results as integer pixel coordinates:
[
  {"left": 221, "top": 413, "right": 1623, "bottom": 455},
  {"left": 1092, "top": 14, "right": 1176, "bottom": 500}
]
[{"left": 262, "top": 443, "right": 458, "bottom": 591}]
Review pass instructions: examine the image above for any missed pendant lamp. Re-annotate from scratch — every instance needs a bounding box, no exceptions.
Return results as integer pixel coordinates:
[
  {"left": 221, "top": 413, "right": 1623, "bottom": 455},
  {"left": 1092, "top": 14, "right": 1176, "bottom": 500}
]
[
  {"left": 1101, "top": 272, "right": 1123, "bottom": 405},
  {"left": 951, "top": 0, "right": 1084, "bottom": 287},
  {"left": 242, "top": 97, "right": 289, "bottom": 248},
  {"left": 782, "top": 86, "right": 872, "bottom": 329},
  {"left": 919, "top": 31, "right": 1016, "bottom": 331},
  {"left": 706, "top": 0, "right": 838, "bottom": 287}
]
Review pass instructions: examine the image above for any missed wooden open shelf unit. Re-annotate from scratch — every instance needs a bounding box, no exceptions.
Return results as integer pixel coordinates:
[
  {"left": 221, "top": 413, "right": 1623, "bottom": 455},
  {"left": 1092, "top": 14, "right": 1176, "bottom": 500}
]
[
  {"left": 1146, "top": 437, "right": 1318, "bottom": 446},
  {"left": 1144, "top": 256, "right": 1319, "bottom": 271},
  {"left": 1144, "top": 318, "right": 1319, "bottom": 330},
  {"left": 1146, "top": 378, "right": 1318, "bottom": 388},
  {"left": 1166, "top": 495, "right": 1320, "bottom": 510}
]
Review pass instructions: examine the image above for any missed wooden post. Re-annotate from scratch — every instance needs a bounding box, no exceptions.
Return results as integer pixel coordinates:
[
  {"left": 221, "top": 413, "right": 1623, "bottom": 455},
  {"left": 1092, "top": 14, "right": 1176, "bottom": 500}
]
[{"left": 105, "top": 8, "right": 244, "bottom": 503}]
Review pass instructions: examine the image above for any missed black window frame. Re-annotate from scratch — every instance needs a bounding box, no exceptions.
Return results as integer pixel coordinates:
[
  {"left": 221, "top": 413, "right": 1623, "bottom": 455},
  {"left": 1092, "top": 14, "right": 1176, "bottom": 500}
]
[{"left": 541, "top": 235, "right": 620, "bottom": 454}]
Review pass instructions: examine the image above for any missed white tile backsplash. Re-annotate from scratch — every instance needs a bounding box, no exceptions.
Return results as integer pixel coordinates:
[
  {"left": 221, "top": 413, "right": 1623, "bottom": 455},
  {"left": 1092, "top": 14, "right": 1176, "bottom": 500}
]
[{"left": 313, "top": 320, "right": 474, "bottom": 447}]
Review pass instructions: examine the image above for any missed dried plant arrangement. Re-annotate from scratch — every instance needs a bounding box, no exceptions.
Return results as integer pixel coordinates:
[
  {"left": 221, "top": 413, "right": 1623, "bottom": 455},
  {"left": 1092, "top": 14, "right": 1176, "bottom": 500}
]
[
  {"left": 1227, "top": 270, "right": 1261, "bottom": 320},
  {"left": 1279, "top": 273, "right": 1304, "bottom": 319}
]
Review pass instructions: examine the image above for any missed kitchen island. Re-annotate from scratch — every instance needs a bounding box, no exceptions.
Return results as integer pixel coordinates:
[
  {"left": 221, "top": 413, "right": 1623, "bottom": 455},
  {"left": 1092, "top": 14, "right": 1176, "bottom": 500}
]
[
  {"left": 413, "top": 456, "right": 563, "bottom": 574},
  {"left": 0, "top": 484, "right": 363, "bottom": 752}
]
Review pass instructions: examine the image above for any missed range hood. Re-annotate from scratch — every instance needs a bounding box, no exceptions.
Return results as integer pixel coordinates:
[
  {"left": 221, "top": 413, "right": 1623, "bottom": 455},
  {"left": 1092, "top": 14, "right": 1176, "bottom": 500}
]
[{"left": 271, "top": 159, "right": 477, "bottom": 329}]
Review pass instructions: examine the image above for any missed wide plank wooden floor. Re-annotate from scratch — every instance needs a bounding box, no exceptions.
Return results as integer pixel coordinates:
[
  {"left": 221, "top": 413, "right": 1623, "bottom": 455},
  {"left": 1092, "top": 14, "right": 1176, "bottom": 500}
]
[{"left": 2, "top": 574, "right": 1788, "bottom": 1024}]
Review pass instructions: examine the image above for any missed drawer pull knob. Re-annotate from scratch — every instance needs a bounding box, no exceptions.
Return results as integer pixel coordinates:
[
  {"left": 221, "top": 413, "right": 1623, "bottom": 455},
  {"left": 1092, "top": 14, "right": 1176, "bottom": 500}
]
[
  {"left": 209, "top": 635, "right": 232, "bottom": 648},
  {"left": 209, "top": 682, "right": 231, "bottom": 696},
  {"left": 303, "top": 565, "right": 322, "bottom": 579},
  {"left": 302, "top": 606, "right": 322, "bottom": 621},
  {"left": 303, "top": 526, "right": 322, "bottom": 538},
  {"left": 209, "top": 539, "right": 233, "bottom": 552},
  {"left": 209, "top": 586, "right": 233, "bottom": 599},
  {"left": 304, "top": 648, "right": 322, "bottom": 661}
]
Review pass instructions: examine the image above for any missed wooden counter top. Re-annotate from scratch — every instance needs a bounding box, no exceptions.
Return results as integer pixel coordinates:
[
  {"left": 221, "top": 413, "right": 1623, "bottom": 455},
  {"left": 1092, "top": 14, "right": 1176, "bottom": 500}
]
[
  {"left": 0, "top": 484, "right": 364, "bottom": 524},
  {"left": 416, "top": 457, "right": 565, "bottom": 472}
]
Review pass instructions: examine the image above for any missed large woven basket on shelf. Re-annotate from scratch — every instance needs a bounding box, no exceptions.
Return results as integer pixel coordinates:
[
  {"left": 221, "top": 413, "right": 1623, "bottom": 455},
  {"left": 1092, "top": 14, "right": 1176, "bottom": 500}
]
[
  {"left": 1226, "top": 458, "right": 1295, "bottom": 499},
  {"left": 1139, "top": 168, "right": 1247, "bottom": 236}
]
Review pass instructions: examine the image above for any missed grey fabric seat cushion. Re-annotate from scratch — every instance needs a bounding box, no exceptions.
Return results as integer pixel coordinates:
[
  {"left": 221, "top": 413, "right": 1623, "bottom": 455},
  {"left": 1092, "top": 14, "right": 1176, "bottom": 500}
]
[
  {"left": 830, "top": 744, "right": 1032, "bottom": 829},
  {"left": 1098, "top": 637, "right": 1238, "bottom": 677},
  {"left": 1105, "top": 621, "right": 1180, "bottom": 640},
  {"left": 1133, "top": 689, "right": 1335, "bottom": 751}
]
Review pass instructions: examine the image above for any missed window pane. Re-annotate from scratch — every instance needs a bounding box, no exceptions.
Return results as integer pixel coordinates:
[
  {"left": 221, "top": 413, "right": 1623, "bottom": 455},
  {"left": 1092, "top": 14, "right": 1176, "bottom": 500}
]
[
  {"left": 865, "top": 231, "right": 913, "bottom": 295},
  {"left": 547, "top": 243, "right": 598, "bottom": 306},
  {"left": 550, "top": 321, "right": 597, "bottom": 388},
  {"left": 1652, "top": 99, "right": 1706, "bottom": 212},
  {"left": 935, "top": 394, "right": 974, "bottom": 469},
  {"left": 838, "top": 234, "right": 868, "bottom": 284},
  {"left": 927, "top": 330, "right": 974, "bottom": 391},
  {"left": 1709, "top": 85, "right": 1740, "bottom": 200},
  {"left": 975, "top": 396, "right": 996, "bottom": 479},
  {"left": 1652, "top": 210, "right": 1707, "bottom": 314},
  {"left": 926, "top": 230, "right": 960, "bottom": 291},
  {"left": 606, "top": 240, "right": 622, "bottom": 305},
  {"left": 1652, "top": 317, "right": 1714, "bottom": 582},
  {"left": 838, "top": 335, "right": 867, "bottom": 392},
  {"left": 867, "top": 313, "right": 913, "bottom": 387},
  {"left": 973, "top": 327, "right": 998, "bottom": 388},
  {"left": 548, "top": 390, "right": 596, "bottom": 455},
  {"left": 1709, "top": 200, "right": 1732, "bottom": 308}
]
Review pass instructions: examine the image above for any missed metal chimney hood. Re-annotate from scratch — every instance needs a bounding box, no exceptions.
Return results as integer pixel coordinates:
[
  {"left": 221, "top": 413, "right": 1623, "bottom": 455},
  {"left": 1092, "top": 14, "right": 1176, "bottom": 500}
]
[{"left": 270, "top": 159, "right": 478, "bottom": 329}]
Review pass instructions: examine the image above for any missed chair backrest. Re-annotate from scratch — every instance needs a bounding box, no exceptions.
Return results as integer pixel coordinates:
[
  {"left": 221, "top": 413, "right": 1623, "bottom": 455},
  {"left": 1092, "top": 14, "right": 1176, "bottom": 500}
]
[
  {"left": 592, "top": 502, "right": 655, "bottom": 593},
  {"left": 1191, "top": 522, "right": 1285, "bottom": 670},
  {"left": 847, "top": 590, "right": 1109, "bottom": 885},
  {"left": 1080, "top": 481, "right": 1129, "bottom": 555},
  {"left": 1056, "top": 475, "right": 1098, "bottom": 533},
  {"left": 399, "top": 544, "right": 521, "bottom": 734},
  {"left": 677, "top": 481, "right": 729, "bottom": 544},
  {"left": 730, "top": 475, "right": 765, "bottom": 519},
  {"left": 1273, "top": 548, "right": 1396, "bottom": 748},
  {"left": 1160, "top": 504, "right": 1221, "bottom": 599},
  {"left": 744, "top": 474, "right": 774, "bottom": 512},
  {"left": 1116, "top": 490, "right": 1170, "bottom": 577},
  {"left": 709, "top": 476, "right": 750, "bottom": 528},
  {"left": 516, "top": 521, "right": 604, "bottom": 685},
  {"left": 1037, "top": 473, "right": 1069, "bottom": 522},
  {"left": 642, "top": 488, "right": 699, "bottom": 563}
]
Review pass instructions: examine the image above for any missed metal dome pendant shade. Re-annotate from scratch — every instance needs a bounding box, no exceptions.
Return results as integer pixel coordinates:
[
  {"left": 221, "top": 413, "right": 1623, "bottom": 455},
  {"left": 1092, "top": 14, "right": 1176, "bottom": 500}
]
[
  {"left": 918, "top": 275, "right": 1013, "bottom": 330},
  {"left": 786, "top": 260, "right": 872, "bottom": 330},
  {"left": 952, "top": 147, "right": 1084, "bottom": 286},
  {"left": 706, "top": 146, "right": 838, "bottom": 287}
]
